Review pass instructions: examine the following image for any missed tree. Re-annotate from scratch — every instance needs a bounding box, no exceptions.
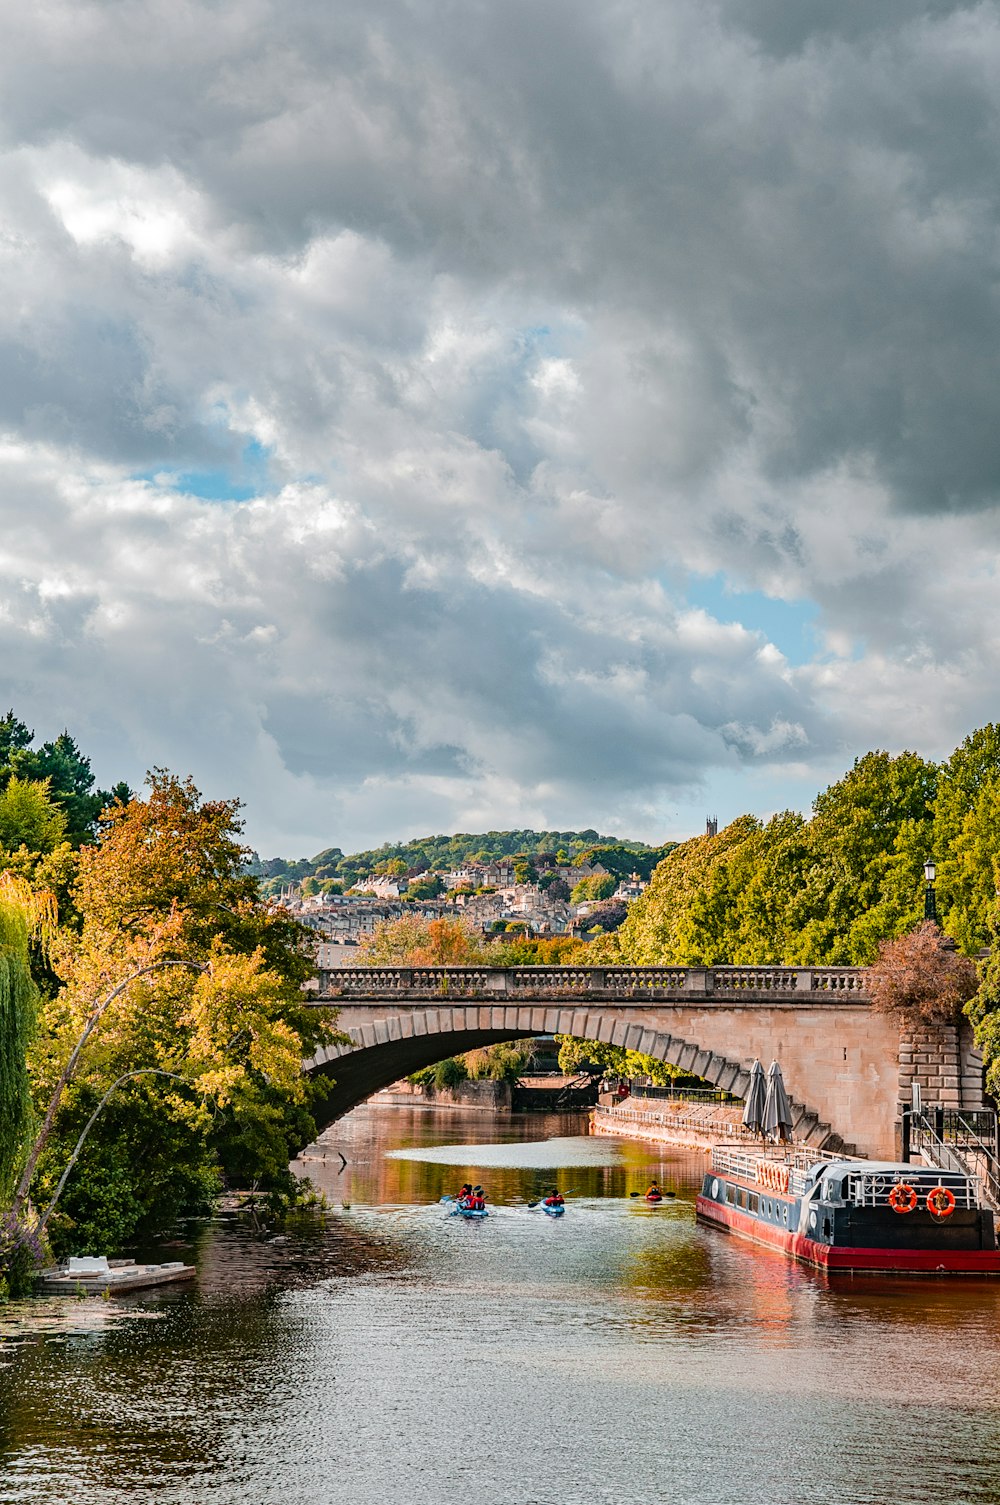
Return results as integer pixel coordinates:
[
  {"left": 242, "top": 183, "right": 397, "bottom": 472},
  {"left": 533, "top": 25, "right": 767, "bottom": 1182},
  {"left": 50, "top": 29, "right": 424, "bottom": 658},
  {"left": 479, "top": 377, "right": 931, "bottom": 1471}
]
[
  {"left": 0, "top": 778, "right": 68, "bottom": 855},
  {"left": 358, "top": 915, "right": 486, "bottom": 966},
  {"left": 932, "top": 725, "right": 1000, "bottom": 953},
  {"left": 571, "top": 875, "right": 617, "bottom": 904},
  {"left": 464, "top": 1042, "right": 534, "bottom": 1081},
  {"left": 0, "top": 712, "right": 127, "bottom": 846},
  {"left": 0, "top": 876, "right": 56, "bottom": 1295},
  {"left": 864, "top": 923, "right": 978, "bottom": 1025},
  {"left": 554, "top": 1035, "right": 683, "bottom": 1084},
  {"left": 0, "top": 876, "right": 56, "bottom": 1204},
  {"left": 579, "top": 898, "right": 628, "bottom": 932},
  {"left": 24, "top": 772, "right": 342, "bottom": 1254}
]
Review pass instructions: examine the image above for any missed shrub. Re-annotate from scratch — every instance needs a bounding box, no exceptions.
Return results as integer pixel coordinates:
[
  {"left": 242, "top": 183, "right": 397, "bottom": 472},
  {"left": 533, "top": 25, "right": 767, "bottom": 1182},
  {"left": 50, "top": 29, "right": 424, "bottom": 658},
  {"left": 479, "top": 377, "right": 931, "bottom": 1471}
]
[
  {"left": 433, "top": 1057, "right": 468, "bottom": 1089},
  {"left": 864, "top": 922, "right": 979, "bottom": 1023}
]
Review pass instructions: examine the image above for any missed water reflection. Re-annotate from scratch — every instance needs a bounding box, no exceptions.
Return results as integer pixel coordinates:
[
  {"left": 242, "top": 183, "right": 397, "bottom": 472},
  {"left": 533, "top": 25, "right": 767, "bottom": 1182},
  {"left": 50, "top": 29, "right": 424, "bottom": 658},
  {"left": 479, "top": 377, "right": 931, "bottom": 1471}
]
[{"left": 3, "top": 1104, "right": 1000, "bottom": 1505}]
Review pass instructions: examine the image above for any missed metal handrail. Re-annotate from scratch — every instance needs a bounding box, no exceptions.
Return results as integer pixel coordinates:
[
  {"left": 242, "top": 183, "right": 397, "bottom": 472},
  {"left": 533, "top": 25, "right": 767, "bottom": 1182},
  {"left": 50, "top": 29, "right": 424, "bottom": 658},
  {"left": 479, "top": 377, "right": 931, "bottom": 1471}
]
[
  {"left": 908, "top": 1111, "right": 1000, "bottom": 1210},
  {"left": 626, "top": 1082, "right": 740, "bottom": 1104}
]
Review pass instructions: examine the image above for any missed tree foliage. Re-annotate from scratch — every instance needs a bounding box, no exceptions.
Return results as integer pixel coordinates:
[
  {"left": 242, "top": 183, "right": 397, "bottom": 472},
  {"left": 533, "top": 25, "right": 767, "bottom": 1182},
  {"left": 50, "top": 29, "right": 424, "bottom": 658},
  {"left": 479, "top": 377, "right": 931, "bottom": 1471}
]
[
  {"left": 554, "top": 1035, "right": 684, "bottom": 1084},
  {"left": 0, "top": 876, "right": 56, "bottom": 1204},
  {"left": 0, "top": 712, "right": 121, "bottom": 846},
  {"left": 605, "top": 751, "right": 941, "bottom": 968},
  {"left": 23, "top": 772, "right": 342, "bottom": 1255},
  {"left": 256, "top": 828, "right": 659, "bottom": 896},
  {"left": 865, "top": 922, "right": 979, "bottom": 1024}
]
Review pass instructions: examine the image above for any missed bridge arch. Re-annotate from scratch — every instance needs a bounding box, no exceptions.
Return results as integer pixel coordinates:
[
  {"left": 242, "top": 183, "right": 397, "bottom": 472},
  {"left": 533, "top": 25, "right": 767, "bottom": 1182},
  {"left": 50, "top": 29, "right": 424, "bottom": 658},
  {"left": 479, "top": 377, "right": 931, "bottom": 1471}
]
[{"left": 305, "top": 1002, "right": 853, "bottom": 1152}]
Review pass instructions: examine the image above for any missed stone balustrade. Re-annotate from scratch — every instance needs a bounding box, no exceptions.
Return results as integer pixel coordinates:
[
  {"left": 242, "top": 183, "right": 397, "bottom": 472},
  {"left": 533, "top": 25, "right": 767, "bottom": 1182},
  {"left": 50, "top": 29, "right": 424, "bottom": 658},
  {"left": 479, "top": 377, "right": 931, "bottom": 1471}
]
[{"left": 315, "top": 963, "right": 870, "bottom": 1003}]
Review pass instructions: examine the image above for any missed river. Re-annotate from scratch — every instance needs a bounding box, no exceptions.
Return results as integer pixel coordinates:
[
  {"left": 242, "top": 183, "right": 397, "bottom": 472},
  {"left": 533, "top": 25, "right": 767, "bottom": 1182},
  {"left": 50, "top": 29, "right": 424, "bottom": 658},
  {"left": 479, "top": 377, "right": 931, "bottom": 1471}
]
[{"left": 3, "top": 1103, "right": 1000, "bottom": 1504}]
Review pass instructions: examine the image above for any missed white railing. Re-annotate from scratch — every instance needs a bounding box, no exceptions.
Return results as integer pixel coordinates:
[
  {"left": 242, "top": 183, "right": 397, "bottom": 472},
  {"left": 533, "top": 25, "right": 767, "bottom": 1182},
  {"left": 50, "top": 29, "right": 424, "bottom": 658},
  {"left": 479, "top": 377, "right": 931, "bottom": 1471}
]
[
  {"left": 711, "top": 1144, "right": 825, "bottom": 1194},
  {"left": 848, "top": 1169, "right": 978, "bottom": 1209}
]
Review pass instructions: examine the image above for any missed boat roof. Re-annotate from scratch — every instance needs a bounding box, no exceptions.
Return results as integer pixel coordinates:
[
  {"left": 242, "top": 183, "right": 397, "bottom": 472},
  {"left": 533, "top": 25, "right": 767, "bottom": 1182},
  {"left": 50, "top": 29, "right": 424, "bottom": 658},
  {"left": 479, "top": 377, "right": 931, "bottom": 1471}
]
[{"left": 823, "top": 1161, "right": 962, "bottom": 1176}]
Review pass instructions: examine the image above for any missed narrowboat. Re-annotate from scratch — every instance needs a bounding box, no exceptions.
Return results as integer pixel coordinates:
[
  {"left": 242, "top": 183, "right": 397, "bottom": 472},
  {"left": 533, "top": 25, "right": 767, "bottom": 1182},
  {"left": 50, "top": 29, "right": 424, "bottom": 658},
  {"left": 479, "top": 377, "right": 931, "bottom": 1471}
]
[{"left": 697, "top": 1144, "right": 1000, "bottom": 1274}]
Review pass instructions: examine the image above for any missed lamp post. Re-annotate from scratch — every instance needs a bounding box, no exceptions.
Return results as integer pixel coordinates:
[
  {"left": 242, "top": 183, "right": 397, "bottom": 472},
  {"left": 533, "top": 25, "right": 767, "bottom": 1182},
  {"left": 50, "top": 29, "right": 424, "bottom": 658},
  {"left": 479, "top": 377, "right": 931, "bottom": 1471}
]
[{"left": 924, "top": 859, "right": 937, "bottom": 924}]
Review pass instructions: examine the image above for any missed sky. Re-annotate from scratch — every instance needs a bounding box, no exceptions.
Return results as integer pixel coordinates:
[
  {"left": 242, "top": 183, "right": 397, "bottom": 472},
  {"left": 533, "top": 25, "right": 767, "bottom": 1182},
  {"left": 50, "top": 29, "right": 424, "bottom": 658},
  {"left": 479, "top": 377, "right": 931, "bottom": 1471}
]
[{"left": 2, "top": 0, "right": 1000, "bottom": 857}]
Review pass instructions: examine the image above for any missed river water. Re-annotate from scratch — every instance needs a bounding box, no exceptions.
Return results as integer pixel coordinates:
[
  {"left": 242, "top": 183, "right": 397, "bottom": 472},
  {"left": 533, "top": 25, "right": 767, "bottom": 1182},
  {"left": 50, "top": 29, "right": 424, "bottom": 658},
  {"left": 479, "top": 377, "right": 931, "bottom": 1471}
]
[{"left": 3, "top": 1103, "right": 1000, "bottom": 1505}]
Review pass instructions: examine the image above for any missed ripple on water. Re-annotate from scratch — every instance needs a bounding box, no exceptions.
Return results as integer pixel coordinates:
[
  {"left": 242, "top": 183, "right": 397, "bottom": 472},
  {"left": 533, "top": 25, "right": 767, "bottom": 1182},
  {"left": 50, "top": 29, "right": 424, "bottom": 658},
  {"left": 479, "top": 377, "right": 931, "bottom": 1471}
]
[{"left": 4, "top": 1107, "right": 1000, "bottom": 1505}]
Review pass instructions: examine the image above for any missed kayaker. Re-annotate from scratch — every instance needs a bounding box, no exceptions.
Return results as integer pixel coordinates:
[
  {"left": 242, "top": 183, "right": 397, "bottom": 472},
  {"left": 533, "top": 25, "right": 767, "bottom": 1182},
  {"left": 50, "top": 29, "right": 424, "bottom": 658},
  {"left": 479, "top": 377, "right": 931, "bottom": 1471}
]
[
  {"left": 543, "top": 1188, "right": 564, "bottom": 1207},
  {"left": 469, "top": 1185, "right": 486, "bottom": 1211},
  {"left": 456, "top": 1183, "right": 473, "bottom": 1204},
  {"left": 646, "top": 1181, "right": 661, "bottom": 1199}
]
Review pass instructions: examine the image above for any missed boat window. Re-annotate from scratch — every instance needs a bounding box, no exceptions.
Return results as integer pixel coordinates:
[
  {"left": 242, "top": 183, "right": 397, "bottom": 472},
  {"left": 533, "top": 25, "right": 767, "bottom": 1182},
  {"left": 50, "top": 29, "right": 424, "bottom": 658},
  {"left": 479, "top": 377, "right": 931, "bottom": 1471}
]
[
  {"left": 840, "top": 1177, "right": 850, "bottom": 1201},
  {"left": 725, "top": 1184, "right": 736, "bottom": 1205},
  {"left": 765, "top": 1199, "right": 773, "bottom": 1217},
  {"left": 782, "top": 1206, "right": 789, "bottom": 1225},
  {"left": 736, "top": 1188, "right": 747, "bottom": 1210},
  {"left": 748, "top": 1193, "right": 759, "bottom": 1215}
]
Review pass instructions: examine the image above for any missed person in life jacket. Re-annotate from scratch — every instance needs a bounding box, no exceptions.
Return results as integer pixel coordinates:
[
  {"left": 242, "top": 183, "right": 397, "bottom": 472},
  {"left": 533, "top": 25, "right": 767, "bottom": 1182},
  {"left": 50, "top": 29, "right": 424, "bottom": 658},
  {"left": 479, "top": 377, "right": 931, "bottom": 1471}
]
[
  {"left": 469, "top": 1185, "right": 486, "bottom": 1211},
  {"left": 543, "top": 1187, "right": 564, "bottom": 1207},
  {"left": 646, "top": 1181, "right": 662, "bottom": 1199},
  {"left": 456, "top": 1183, "right": 473, "bottom": 1205}
]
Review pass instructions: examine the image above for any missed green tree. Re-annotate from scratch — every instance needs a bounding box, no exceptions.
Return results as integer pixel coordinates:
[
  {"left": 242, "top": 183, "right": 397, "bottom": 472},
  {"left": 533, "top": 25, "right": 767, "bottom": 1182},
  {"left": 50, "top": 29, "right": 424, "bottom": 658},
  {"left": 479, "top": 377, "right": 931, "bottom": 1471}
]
[
  {"left": 24, "top": 772, "right": 342, "bottom": 1254},
  {"left": 0, "top": 877, "right": 55, "bottom": 1205},
  {"left": 932, "top": 725, "right": 1000, "bottom": 953},
  {"left": 570, "top": 875, "right": 617, "bottom": 904},
  {"left": 0, "top": 778, "right": 68, "bottom": 855},
  {"left": 555, "top": 1035, "right": 683, "bottom": 1084}
]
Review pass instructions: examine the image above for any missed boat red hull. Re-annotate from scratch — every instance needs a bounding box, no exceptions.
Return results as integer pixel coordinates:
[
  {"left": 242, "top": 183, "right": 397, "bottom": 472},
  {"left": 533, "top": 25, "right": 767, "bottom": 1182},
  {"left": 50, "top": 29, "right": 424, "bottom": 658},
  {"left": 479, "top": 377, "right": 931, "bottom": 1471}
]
[{"left": 696, "top": 1194, "right": 1000, "bottom": 1274}]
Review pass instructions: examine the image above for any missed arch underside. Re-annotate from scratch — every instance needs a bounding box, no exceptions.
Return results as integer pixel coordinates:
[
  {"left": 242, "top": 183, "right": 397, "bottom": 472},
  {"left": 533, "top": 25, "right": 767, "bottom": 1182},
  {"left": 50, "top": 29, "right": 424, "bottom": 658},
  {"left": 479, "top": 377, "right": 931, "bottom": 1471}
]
[{"left": 306, "top": 1006, "right": 854, "bottom": 1153}]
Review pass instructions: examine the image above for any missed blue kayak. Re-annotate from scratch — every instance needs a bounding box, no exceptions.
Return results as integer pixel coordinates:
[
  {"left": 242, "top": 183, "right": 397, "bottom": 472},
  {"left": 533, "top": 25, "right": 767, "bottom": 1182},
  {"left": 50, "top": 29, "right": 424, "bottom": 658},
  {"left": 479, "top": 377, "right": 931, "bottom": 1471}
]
[
  {"left": 541, "top": 1202, "right": 565, "bottom": 1217},
  {"left": 442, "top": 1197, "right": 489, "bottom": 1219}
]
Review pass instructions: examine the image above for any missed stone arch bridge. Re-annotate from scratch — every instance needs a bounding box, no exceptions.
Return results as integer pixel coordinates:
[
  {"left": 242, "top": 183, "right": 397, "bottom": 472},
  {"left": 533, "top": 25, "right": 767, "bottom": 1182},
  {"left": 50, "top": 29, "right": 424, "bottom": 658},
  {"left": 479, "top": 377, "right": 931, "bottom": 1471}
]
[{"left": 304, "top": 964, "right": 984, "bottom": 1158}]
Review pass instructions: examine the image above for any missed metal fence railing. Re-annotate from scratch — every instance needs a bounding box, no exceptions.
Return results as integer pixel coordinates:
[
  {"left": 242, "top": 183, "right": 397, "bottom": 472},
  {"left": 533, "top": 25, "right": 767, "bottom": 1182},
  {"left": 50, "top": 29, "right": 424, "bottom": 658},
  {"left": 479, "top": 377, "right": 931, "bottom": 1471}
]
[
  {"left": 907, "top": 1110, "right": 1000, "bottom": 1212},
  {"left": 625, "top": 1081, "right": 741, "bottom": 1105}
]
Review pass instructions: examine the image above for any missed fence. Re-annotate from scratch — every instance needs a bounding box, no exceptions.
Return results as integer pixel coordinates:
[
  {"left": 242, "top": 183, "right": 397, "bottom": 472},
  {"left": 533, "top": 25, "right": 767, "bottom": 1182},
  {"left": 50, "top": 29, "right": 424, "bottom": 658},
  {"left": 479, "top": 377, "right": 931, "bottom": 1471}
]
[
  {"left": 625, "top": 1081, "right": 741, "bottom": 1105},
  {"left": 906, "top": 1109, "right": 1000, "bottom": 1210}
]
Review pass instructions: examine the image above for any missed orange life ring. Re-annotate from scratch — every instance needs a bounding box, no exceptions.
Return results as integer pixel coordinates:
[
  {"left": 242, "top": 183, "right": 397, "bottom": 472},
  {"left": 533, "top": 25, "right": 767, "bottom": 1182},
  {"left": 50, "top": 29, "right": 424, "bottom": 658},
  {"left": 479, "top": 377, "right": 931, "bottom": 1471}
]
[
  {"left": 926, "top": 1185, "right": 956, "bottom": 1219},
  {"left": 888, "top": 1182, "right": 917, "bottom": 1214}
]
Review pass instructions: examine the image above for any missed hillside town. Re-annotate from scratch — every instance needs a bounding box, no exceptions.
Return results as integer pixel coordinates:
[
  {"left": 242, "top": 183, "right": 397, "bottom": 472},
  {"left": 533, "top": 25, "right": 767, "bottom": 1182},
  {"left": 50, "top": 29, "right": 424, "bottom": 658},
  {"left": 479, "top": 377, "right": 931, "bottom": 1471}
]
[{"left": 276, "top": 850, "right": 650, "bottom": 961}]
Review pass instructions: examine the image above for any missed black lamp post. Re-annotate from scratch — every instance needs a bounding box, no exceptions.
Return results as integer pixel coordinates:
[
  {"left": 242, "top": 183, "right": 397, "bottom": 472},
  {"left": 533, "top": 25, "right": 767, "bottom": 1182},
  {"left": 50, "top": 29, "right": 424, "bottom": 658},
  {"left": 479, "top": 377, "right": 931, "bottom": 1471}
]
[{"left": 924, "top": 859, "right": 937, "bottom": 924}]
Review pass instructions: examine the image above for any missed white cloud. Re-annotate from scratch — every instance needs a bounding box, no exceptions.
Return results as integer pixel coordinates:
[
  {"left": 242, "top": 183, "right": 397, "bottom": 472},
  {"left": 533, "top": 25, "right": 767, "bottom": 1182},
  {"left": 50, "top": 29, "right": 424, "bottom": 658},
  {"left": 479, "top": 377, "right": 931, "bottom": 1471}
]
[{"left": 0, "top": 1, "right": 998, "bottom": 850}]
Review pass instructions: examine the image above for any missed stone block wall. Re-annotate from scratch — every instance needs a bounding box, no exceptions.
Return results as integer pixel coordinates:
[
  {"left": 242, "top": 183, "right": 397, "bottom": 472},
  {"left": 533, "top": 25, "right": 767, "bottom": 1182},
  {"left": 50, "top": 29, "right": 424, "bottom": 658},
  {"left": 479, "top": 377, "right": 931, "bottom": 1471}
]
[{"left": 897, "top": 1018, "right": 986, "bottom": 1112}]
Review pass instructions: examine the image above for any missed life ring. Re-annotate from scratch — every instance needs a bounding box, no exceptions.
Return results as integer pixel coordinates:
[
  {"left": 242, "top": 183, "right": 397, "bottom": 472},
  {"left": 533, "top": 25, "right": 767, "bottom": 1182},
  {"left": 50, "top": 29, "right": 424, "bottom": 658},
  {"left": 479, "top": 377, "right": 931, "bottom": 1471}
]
[
  {"left": 926, "top": 1185, "right": 956, "bottom": 1219},
  {"left": 888, "top": 1182, "right": 917, "bottom": 1214}
]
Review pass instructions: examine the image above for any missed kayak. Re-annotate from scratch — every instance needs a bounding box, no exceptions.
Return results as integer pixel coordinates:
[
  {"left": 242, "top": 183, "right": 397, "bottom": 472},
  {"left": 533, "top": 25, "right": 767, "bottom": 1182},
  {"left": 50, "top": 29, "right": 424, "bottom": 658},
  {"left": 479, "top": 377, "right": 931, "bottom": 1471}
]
[
  {"left": 645, "top": 1193, "right": 663, "bottom": 1203},
  {"left": 443, "top": 1197, "right": 489, "bottom": 1219},
  {"left": 541, "top": 1202, "right": 565, "bottom": 1217}
]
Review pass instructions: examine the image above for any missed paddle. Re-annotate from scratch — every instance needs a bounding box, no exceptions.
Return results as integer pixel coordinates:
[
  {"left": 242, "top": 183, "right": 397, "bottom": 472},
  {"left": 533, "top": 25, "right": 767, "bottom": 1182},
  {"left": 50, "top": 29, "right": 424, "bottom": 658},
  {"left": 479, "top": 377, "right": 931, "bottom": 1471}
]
[{"left": 630, "top": 1189, "right": 676, "bottom": 1199}]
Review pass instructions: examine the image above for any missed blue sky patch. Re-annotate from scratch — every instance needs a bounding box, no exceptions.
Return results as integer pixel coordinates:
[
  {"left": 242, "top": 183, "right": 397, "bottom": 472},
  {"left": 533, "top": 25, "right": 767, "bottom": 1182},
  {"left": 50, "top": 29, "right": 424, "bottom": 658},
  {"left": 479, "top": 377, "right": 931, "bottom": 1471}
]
[
  {"left": 684, "top": 573, "right": 819, "bottom": 666},
  {"left": 136, "top": 439, "right": 273, "bottom": 503}
]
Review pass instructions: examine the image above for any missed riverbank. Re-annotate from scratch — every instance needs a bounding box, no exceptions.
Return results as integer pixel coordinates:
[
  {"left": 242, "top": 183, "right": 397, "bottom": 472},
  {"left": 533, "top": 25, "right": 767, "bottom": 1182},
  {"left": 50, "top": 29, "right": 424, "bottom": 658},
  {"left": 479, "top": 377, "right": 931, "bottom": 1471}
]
[
  {"left": 367, "top": 1075, "right": 598, "bottom": 1113},
  {"left": 592, "top": 1098, "right": 752, "bottom": 1149}
]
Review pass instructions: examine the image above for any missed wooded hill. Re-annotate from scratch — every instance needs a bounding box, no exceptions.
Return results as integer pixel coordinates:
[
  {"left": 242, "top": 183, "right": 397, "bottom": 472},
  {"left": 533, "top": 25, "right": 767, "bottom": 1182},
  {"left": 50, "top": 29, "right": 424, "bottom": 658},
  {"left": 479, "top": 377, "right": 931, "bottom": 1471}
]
[{"left": 252, "top": 830, "right": 674, "bottom": 895}]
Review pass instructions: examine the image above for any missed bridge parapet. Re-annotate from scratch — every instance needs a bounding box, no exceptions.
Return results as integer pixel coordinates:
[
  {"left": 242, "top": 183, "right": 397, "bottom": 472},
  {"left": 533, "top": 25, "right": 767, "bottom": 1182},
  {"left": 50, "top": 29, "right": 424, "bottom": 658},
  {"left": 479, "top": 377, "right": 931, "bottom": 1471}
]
[{"left": 316, "top": 963, "right": 869, "bottom": 1004}]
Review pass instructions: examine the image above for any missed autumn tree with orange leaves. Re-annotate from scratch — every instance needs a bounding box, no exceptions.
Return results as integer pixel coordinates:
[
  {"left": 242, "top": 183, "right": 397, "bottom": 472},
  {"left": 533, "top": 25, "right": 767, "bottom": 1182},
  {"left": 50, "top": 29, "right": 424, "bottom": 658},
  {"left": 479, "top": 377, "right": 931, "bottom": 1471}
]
[{"left": 22, "top": 772, "right": 344, "bottom": 1257}]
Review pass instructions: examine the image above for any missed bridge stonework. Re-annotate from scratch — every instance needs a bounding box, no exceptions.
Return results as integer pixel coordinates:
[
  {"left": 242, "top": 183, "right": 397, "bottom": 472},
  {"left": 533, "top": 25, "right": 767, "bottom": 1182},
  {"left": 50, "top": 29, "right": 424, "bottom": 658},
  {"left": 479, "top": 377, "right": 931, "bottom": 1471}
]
[{"left": 300, "top": 964, "right": 987, "bottom": 1159}]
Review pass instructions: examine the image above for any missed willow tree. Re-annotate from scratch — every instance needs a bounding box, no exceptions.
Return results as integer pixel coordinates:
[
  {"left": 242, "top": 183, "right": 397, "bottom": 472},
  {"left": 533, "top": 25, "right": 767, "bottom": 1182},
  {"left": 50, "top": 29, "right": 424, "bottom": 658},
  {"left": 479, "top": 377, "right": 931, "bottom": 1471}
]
[{"left": 0, "top": 874, "right": 55, "bottom": 1204}]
